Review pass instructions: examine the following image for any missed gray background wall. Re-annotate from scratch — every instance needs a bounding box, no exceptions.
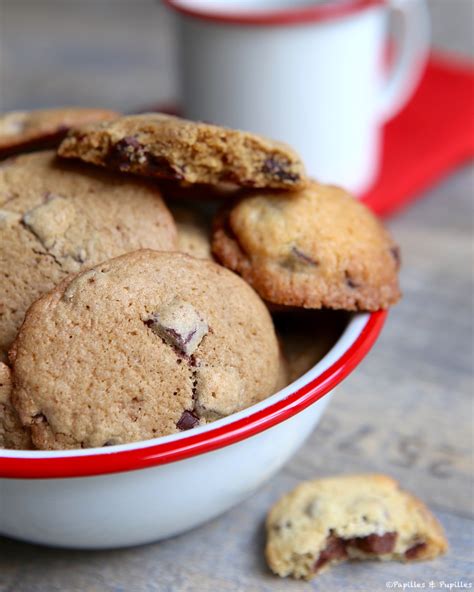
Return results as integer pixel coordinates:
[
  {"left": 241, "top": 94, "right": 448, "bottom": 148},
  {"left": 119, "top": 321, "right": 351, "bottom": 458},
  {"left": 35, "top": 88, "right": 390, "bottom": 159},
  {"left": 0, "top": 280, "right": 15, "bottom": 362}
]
[{"left": 0, "top": 0, "right": 472, "bottom": 112}]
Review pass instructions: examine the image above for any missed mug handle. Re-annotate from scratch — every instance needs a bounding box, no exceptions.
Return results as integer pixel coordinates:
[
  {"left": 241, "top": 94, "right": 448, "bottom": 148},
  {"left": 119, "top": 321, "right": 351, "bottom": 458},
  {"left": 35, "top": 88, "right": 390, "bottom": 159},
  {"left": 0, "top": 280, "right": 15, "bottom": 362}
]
[{"left": 378, "top": 0, "right": 430, "bottom": 121}]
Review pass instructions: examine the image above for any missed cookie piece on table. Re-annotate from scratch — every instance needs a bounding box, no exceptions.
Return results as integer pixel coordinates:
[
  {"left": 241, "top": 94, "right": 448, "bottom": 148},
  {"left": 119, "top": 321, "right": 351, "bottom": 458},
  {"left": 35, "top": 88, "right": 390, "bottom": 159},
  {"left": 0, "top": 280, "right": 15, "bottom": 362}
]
[
  {"left": 10, "top": 250, "right": 280, "bottom": 450},
  {"left": 168, "top": 203, "right": 212, "bottom": 260},
  {"left": 212, "top": 181, "right": 401, "bottom": 311},
  {"left": 266, "top": 474, "right": 448, "bottom": 580},
  {"left": 0, "top": 362, "right": 31, "bottom": 449},
  {"left": 57, "top": 113, "right": 307, "bottom": 189},
  {"left": 0, "top": 151, "right": 177, "bottom": 362},
  {"left": 0, "top": 107, "right": 118, "bottom": 159}
]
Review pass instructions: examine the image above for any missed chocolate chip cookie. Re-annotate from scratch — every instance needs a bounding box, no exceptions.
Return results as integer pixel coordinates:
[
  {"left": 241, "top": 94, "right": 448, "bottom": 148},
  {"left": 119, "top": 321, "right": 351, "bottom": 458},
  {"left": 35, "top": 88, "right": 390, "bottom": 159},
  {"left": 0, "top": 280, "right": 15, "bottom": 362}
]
[
  {"left": 212, "top": 181, "right": 401, "bottom": 311},
  {"left": 10, "top": 250, "right": 280, "bottom": 450},
  {"left": 57, "top": 113, "right": 307, "bottom": 189},
  {"left": 0, "top": 151, "right": 177, "bottom": 361},
  {"left": 0, "top": 107, "right": 118, "bottom": 159},
  {"left": 0, "top": 362, "right": 31, "bottom": 449},
  {"left": 266, "top": 474, "right": 448, "bottom": 580}
]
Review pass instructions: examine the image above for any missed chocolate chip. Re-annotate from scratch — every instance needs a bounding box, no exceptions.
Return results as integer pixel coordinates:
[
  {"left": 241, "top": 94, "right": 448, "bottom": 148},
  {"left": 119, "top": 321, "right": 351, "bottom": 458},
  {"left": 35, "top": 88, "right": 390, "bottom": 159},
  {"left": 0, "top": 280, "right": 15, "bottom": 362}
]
[
  {"left": 144, "top": 300, "right": 208, "bottom": 356},
  {"left": 122, "top": 135, "right": 141, "bottom": 149},
  {"left": 176, "top": 410, "right": 200, "bottom": 431},
  {"left": 32, "top": 412, "right": 47, "bottom": 425},
  {"left": 107, "top": 136, "right": 171, "bottom": 174},
  {"left": 106, "top": 139, "right": 135, "bottom": 171},
  {"left": 350, "top": 532, "right": 397, "bottom": 554},
  {"left": 262, "top": 156, "right": 299, "bottom": 183},
  {"left": 281, "top": 247, "right": 318, "bottom": 271},
  {"left": 345, "top": 271, "right": 359, "bottom": 289},
  {"left": 314, "top": 534, "right": 348, "bottom": 571},
  {"left": 405, "top": 541, "right": 426, "bottom": 560},
  {"left": 73, "top": 248, "right": 87, "bottom": 264},
  {"left": 291, "top": 247, "right": 318, "bottom": 266},
  {"left": 144, "top": 153, "right": 185, "bottom": 180},
  {"left": 271, "top": 524, "right": 282, "bottom": 533},
  {"left": 390, "top": 246, "right": 401, "bottom": 268}
]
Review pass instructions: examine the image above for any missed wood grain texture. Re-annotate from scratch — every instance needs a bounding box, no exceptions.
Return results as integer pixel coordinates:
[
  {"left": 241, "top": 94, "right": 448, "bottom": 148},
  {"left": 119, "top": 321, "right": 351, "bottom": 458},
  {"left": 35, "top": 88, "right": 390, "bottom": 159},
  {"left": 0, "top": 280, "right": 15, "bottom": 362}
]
[{"left": 0, "top": 1, "right": 473, "bottom": 590}]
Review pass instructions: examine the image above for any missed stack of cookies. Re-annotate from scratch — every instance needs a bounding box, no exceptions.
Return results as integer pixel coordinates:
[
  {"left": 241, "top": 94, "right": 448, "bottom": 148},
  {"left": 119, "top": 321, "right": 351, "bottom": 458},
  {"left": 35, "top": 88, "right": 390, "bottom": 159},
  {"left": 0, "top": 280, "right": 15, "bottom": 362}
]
[{"left": 0, "top": 109, "right": 401, "bottom": 451}]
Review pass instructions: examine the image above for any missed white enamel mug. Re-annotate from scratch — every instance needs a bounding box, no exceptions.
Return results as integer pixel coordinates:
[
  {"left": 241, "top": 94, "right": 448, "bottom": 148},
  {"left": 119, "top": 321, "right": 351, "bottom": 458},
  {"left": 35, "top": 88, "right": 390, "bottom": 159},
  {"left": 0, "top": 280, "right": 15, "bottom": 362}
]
[{"left": 165, "top": 0, "right": 430, "bottom": 195}]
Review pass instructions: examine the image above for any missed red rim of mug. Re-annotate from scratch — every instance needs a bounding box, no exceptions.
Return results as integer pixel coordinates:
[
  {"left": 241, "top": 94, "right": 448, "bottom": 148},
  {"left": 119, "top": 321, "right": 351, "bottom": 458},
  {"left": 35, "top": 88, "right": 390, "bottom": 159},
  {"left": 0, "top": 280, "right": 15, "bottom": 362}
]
[
  {"left": 0, "top": 311, "right": 386, "bottom": 479},
  {"left": 163, "top": 0, "right": 385, "bottom": 26}
]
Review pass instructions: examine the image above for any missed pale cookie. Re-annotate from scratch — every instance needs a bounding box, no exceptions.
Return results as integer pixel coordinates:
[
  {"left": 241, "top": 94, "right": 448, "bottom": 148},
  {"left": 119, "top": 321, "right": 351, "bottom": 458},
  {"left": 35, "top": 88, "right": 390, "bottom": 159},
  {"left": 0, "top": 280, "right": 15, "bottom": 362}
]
[
  {"left": 0, "top": 107, "right": 118, "bottom": 158},
  {"left": 0, "top": 151, "right": 177, "bottom": 361},
  {"left": 57, "top": 113, "right": 307, "bottom": 189},
  {"left": 266, "top": 474, "right": 448, "bottom": 580},
  {"left": 10, "top": 250, "right": 280, "bottom": 449},
  {"left": 168, "top": 203, "right": 212, "bottom": 260},
  {"left": 212, "top": 181, "right": 401, "bottom": 311},
  {"left": 0, "top": 362, "right": 31, "bottom": 449}
]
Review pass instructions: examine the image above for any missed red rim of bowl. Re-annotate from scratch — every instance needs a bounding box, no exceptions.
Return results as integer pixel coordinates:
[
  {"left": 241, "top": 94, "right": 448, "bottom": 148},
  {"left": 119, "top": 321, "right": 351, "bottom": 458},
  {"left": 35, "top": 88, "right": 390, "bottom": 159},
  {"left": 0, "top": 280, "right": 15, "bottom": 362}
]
[
  {"left": 0, "top": 310, "right": 386, "bottom": 480},
  {"left": 163, "top": 0, "right": 384, "bottom": 26}
]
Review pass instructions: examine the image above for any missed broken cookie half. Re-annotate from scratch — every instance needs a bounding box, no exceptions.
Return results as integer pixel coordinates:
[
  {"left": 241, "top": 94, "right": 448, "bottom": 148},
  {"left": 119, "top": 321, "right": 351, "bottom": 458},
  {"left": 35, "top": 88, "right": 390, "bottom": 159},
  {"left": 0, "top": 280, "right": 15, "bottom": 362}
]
[
  {"left": 57, "top": 113, "right": 307, "bottom": 190},
  {"left": 265, "top": 474, "right": 447, "bottom": 580}
]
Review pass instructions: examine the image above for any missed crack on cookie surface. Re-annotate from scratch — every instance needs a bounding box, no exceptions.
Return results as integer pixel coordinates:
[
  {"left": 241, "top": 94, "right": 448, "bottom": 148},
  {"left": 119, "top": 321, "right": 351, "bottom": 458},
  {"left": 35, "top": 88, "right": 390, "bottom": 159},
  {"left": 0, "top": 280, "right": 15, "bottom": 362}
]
[
  {"left": 30, "top": 247, "right": 64, "bottom": 269},
  {"left": 143, "top": 300, "right": 211, "bottom": 431}
]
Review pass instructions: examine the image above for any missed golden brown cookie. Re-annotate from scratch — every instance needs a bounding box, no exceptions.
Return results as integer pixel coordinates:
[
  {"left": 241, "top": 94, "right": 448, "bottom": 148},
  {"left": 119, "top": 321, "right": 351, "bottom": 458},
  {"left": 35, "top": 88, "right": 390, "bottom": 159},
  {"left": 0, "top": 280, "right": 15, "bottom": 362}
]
[
  {"left": 0, "top": 362, "right": 31, "bottom": 449},
  {"left": 10, "top": 250, "right": 280, "bottom": 450},
  {"left": 57, "top": 113, "right": 307, "bottom": 189},
  {"left": 0, "top": 107, "right": 118, "bottom": 158},
  {"left": 212, "top": 181, "right": 401, "bottom": 311},
  {"left": 0, "top": 151, "right": 177, "bottom": 361},
  {"left": 266, "top": 474, "right": 448, "bottom": 580}
]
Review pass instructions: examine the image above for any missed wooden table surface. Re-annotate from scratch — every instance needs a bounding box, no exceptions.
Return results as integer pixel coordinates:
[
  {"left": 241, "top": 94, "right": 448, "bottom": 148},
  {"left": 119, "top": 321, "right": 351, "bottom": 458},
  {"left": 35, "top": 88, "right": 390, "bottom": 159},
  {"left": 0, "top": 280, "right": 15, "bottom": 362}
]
[{"left": 0, "top": 1, "right": 472, "bottom": 591}]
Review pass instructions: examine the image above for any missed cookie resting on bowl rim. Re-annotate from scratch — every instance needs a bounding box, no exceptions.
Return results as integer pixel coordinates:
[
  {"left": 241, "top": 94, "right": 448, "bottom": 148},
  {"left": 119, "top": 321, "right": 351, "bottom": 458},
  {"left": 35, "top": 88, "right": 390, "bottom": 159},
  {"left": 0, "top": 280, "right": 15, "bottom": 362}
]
[{"left": 0, "top": 310, "right": 386, "bottom": 480}]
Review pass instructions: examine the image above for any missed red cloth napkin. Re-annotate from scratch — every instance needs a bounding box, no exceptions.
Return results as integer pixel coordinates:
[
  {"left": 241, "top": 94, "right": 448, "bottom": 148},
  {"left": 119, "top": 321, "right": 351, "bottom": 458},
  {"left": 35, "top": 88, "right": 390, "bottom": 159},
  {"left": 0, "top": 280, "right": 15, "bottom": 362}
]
[{"left": 361, "top": 52, "right": 474, "bottom": 217}]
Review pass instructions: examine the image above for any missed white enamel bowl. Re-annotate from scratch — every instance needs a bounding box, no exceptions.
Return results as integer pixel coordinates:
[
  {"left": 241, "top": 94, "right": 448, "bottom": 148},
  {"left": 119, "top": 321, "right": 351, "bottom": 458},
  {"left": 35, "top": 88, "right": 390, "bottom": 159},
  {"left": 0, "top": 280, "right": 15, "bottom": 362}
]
[{"left": 0, "top": 311, "right": 386, "bottom": 549}]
